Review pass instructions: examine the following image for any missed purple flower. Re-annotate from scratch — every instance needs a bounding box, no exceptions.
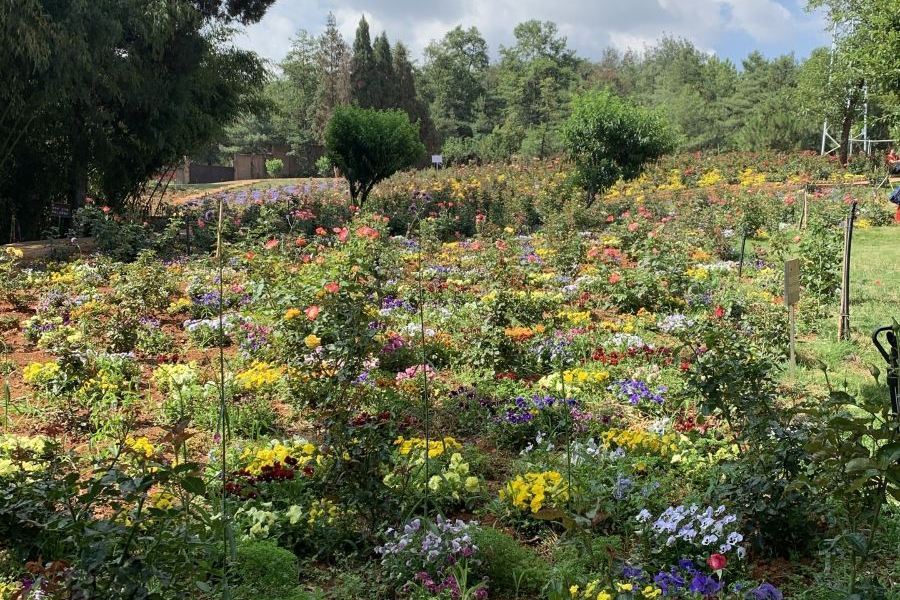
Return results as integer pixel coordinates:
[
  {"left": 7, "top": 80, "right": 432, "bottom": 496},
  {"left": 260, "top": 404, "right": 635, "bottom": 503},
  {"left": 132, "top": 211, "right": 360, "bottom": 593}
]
[{"left": 749, "top": 583, "right": 783, "bottom": 600}]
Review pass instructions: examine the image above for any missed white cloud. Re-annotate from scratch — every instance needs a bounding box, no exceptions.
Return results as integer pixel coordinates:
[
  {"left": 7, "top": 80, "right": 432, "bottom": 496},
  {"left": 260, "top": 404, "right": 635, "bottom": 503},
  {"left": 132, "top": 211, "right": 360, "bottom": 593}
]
[{"left": 234, "top": 0, "right": 828, "bottom": 65}]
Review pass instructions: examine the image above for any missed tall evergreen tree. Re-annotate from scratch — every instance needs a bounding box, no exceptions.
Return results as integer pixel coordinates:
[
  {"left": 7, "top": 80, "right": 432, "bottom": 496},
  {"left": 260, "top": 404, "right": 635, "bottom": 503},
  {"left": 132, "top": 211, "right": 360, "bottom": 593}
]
[
  {"left": 349, "top": 16, "right": 376, "bottom": 108},
  {"left": 372, "top": 32, "right": 396, "bottom": 109},
  {"left": 393, "top": 42, "right": 439, "bottom": 151},
  {"left": 315, "top": 11, "right": 350, "bottom": 141}
]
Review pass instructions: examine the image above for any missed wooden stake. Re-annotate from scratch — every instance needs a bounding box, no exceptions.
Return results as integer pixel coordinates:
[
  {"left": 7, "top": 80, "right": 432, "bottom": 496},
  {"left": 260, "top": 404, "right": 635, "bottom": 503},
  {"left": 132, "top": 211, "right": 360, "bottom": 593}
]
[{"left": 838, "top": 201, "right": 857, "bottom": 341}]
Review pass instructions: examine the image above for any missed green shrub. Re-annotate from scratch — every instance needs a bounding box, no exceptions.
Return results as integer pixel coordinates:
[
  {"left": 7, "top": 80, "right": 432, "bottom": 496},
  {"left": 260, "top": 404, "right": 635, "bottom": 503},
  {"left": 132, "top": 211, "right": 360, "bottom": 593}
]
[
  {"left": 325, "top": 106, "right": 425, "bottom": 206},
  {"left": 233, "top": 541, "right": 300, "bottom": 600},
  {"left": 266, "top": 158, "right": 284, "bottom": 178},
  {"left": 470, "top": 527, "right": 549, "bottom": 596},
  {"left": 563, "top": 90, "right": 675, "bottom": 205}
]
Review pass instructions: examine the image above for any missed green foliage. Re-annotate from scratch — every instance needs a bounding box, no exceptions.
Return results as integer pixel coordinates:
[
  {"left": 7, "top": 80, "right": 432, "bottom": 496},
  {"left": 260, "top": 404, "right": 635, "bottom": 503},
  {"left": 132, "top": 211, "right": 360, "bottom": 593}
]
[
  {"left": 233, "top": 541, "right": 300, "bottom": 600},
  {"left": 0, "top": 0, "right": 268, "bottom": 243},
  {"left": 325, "top": 106, "right": 426, "bottom": 205},
  {"left": 470, "top": 526, "right": 549, "bottom": 595},
  {"left": 563, "top": 90, "right": 676, "bottom": 204},
  {"left": 266, "top": 158, "right": 285, "bottom": 178}
]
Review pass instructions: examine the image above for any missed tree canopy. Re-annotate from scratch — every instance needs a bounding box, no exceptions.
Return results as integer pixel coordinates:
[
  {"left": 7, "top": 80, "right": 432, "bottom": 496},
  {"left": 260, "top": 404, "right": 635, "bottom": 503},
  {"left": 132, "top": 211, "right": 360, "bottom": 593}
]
[{"left": 325, "top": 106, "right": 425, "bottom": 206}]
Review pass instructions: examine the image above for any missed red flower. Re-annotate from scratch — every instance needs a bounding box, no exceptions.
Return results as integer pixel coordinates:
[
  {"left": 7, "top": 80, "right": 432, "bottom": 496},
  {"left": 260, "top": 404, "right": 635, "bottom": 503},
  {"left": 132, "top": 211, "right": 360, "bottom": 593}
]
[
  {"left": 707, "top": 553, "right": 727, "bottom": 571},
  {"left": 324, "top": 281, "right": 340, "bottom": 294},
  {"left": 245, "top": 251, "right": 255, "bottom": 261},
  {"left": 315, "top": 227, "right": 327, "bottom": 236},
  {"left": 356, "top": 225, "right": 379, "bottom": 240},
  {"left": 295, "top": 237, "right": 307, "bottom": 247},
  {"left": 264, "top": 239, "right": 279, "bottom": 250},
  {"left": 713, "top": 305, "right": 726, "bottom": 319}
]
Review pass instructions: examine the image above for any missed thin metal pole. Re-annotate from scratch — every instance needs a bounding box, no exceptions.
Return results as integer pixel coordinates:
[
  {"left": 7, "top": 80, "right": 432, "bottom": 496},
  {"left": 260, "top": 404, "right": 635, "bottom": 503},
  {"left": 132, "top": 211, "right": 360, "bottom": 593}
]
[{"left": 737, "top": 230, "right": 748, "bottom": 277}]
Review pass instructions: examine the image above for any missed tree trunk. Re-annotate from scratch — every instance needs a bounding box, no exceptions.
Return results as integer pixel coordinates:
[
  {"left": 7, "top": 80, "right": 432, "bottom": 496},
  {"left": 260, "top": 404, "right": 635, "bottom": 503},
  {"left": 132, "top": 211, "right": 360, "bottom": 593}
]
[{"left": 70, "top": 117, "right": 89, "bottom": 212}]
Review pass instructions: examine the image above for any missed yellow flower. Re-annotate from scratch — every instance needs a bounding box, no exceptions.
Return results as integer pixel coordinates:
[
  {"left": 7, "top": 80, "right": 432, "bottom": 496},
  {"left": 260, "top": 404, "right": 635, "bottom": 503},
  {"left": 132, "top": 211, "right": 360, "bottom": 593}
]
[
  {"left": 235, "top": 361, "right": 282, "bottom": 391},
  {"left": 616, "top": 582, "right": 634, "bottom": 592},
  {"left": 642, "top": 585, "right": 662, "bottom": 598},
  {"left": 284, "top": 308, "right": 302, "bottom": 320},
  {"left": 569, "top": 585, "right": 579, "bottom": 597},
  {"left": 304, "top": 334, "right": 322, "bottom": 349},
  {"left": 4, "top": 247, "right": 23, "bottom": 259},
  {"left": 597, "top": 593, "right": 612, "bottom": 600},
  {"left": 126, "top": 437, "right": 155, "bottom": 458}
]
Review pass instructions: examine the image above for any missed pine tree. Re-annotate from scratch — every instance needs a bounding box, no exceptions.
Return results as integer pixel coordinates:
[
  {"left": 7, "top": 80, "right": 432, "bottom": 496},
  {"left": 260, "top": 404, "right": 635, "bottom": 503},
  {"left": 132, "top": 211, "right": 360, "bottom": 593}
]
[
  {"left": 349, "top": 16, "right": 376, "bottom": 108},
  {"left": 393, "top": 42, "right": 439, "bottom": 151},
  {"left": 372, "top": 32, "right": 396, "bottom": 109},
  {"left": 315, "top": 12, "right": 350, "bottom": 141}
]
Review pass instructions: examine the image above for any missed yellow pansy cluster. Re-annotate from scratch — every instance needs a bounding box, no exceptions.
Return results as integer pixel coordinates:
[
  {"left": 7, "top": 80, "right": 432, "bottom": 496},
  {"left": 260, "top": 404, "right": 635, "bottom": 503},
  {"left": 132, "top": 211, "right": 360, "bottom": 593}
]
[
  {"left": 0, "top": 434, "right": 48, "bottom": 477},
  {"left": 4, "top": 246, "right": 24, "bottom": 259},
  {"left": 538, "top": 369, "right": 609, "bottom": 395},
  {"left": 739, "top": 168, "right": 766, "bottom": 186},
  {"left": 126, "top": 436, "right": 156, "bottom": 458},
  {"left": 656, "top": 169, "right": 685, "bottom": 191},
  {"left": 22, "top": 361, "right": 61, "bottom": 387},
  {"left": 557, "top": 310, "right": 591, "bottom": 326},
  {"left": 601, "top": 428, "right": 679, "bottom": 456},
  {"left": 598, "top": 317, "right": 636, "bottom": 333},
  {"left": 685, "top": 266, "right": 710, "bottom": 281},
  {"left": 394, "top": 436, "right": 461, "bottom": 459},
  {"left": 235, "top": 361, "right": 283, "bottom": 391},
  {"left": 284, "top": 307, "right": 302, "bottom": 320},
  {"left": 570, "top": 581, "right": 661, "bottom": 599},
  {"left": 501, "top": 470, "right": 569, "bottom": 513},
  {"left": 240, "top": 440, "right": 317, "bottom": 475},
  {"left": 304, "top": 334, "right": 322, "bottom": 348},
  {"left": 697, "top": 169, "right": 723, "bottom": 187},
  {"left": 167, "top": 297, "right": 192, "bottom": 314}
]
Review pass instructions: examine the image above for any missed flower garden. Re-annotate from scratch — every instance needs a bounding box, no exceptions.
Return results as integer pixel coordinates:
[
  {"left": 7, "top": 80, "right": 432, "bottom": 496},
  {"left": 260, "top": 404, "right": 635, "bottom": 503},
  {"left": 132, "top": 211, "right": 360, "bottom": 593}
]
[{"left": 0, "top": 151, "right": 898, "bottom": 599}]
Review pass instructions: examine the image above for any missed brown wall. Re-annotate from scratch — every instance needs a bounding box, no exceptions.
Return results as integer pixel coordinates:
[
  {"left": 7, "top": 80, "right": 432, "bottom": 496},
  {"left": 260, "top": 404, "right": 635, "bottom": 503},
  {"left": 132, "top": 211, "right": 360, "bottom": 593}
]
[{"left": 234, "top": 153, "right": 266, "bottom": 180}]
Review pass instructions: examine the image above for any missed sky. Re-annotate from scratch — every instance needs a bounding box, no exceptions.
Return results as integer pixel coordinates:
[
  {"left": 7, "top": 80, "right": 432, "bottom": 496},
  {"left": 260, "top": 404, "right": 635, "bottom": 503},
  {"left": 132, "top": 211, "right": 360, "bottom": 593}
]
[{"left": 233, "top": 0, "right": 831, "bottom": 69}]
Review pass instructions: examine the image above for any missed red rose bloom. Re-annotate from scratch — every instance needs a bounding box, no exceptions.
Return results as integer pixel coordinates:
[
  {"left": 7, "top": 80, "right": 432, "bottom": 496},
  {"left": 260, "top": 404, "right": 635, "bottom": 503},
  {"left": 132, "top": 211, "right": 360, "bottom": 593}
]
[{"left": 707, "top": 553, "right": 727, "bottom": 571}]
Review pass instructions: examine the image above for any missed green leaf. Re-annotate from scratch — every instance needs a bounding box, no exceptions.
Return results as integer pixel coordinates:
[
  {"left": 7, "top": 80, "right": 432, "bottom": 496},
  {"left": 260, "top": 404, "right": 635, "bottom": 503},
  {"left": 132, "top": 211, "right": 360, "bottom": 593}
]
[
  {"left": 845, "top": 457, "right": 877, "bottom": 473},
  {"left": 181, "top": 476, "right": 206, "bottom": 495}
]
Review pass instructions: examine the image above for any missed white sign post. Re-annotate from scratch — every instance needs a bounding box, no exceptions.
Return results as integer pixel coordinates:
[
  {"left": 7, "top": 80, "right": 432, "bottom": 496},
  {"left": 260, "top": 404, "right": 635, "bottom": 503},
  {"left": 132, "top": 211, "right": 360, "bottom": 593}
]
[{"left": 431, "top": 155, "right": 443, "bottom": 169}]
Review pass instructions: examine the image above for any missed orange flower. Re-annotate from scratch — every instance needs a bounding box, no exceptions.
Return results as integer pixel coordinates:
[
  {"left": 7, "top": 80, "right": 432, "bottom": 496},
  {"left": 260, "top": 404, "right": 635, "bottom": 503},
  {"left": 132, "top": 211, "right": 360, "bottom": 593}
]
[
  {"left": 264, "top": 239, "right": 279, "bottom": 250},
  {"left": 315, "top": 227, "right": 327, "bottom": 235},
  {"left": 608, "top": 272, "right": 621, "bottom": 284},
  {"left": 295, "top": 237, "right": 307, "bottom": 247},
  {"left": 324, "top": 282, "right": 340, "bottom": 294}
]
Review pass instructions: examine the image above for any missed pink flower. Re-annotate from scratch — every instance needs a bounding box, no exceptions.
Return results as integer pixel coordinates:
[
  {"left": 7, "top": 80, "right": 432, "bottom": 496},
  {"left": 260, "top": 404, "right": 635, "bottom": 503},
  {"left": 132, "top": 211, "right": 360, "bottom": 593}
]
[
  {"left": 608, "top": 272, "right": 621, "bottom": 284},
  {"left": 628, "top": 222, "right": 639, "bottom": 232},
  {"left": 495, "top": 240, "right": 508, "bottom": 251},
  {"left": 264, "top": 239, "right": 279, "bottom": 250},
  {"left": 315, "top": 227, "right": 327, "bottom": 236},
  {"left": 324, "top": 281, "right": 340, "bottom": 294},
  {"left": 707, "top": 553, "right": 727, "bottom": 572},
  {"left": 305, "top": 305, "right": 320, "bottom": 321}
]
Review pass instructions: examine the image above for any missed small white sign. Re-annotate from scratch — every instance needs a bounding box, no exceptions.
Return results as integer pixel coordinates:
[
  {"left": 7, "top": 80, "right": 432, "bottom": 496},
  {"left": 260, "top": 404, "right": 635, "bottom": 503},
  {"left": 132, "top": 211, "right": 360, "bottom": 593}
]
[{"left": 431, "top": 154, "right": 443, "bottom": 165}]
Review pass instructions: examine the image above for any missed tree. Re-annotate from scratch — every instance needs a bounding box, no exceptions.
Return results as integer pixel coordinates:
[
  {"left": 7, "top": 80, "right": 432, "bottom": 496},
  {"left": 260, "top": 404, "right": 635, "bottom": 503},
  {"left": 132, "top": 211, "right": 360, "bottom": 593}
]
[
  {"left": 803, "top": 0, "right": 900, "bottom": 163},
  {"left": 420, "top": 26, "right": 490, "bottom": 140},
  {"left": 0, "top": 0, "right": 269, "bottom": 243},
  {"left": 349, "top": 17, "right": 377, "bottom": 108},
  {"left": 325, "top": 106, "right": 425, "bottom": 206},
  {"left": 315, "top": 12, "right": 350, "bottom": 141},
  {"left": 497, "top": 21, "right": 580, "bottom": 153},
  {"left": 393, "top": 43, "right": 439, "bottom": 151},
  {"left": 372, "top": 32, "right": 396, "bottom": 109},
  {"left": 563, "top": 90, "right": 675, "bottom": 205}
]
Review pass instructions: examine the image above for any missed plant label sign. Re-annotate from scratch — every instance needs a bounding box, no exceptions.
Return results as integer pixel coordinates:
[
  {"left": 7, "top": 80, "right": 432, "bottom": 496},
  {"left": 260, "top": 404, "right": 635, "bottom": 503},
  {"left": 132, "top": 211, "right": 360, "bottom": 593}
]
[
  {"left": 784, "top": 259, "right": 800, "bottom": 306},
  {"left": 431, "top": 155, "right": 443, "bottom": 167}
]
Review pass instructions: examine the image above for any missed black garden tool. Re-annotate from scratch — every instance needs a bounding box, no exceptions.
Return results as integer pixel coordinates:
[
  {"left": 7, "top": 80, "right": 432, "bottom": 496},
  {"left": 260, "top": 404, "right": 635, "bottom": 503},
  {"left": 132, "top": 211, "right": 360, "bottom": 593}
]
[{"left": 872, "top": 323, "right": 900, "bottom": 419}]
